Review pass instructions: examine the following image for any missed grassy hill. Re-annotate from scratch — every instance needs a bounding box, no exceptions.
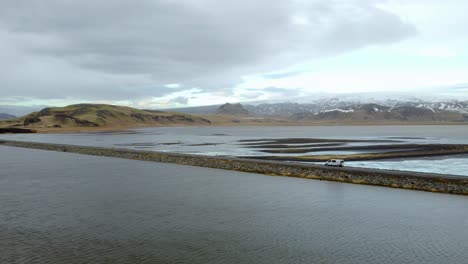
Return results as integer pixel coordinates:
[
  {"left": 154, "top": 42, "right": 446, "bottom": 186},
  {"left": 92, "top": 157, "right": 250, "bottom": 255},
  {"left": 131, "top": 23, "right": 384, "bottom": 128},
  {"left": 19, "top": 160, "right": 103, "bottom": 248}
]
[{"left": 0, "top": 104, "right": 211, "bottom": 129}]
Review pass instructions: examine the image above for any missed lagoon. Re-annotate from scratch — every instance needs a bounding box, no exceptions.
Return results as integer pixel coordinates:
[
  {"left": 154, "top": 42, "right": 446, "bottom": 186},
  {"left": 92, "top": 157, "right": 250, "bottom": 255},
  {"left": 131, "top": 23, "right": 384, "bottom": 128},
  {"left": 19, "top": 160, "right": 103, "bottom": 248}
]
[{"left": 1, "top": 146, "right": 468, "bottom": 263}]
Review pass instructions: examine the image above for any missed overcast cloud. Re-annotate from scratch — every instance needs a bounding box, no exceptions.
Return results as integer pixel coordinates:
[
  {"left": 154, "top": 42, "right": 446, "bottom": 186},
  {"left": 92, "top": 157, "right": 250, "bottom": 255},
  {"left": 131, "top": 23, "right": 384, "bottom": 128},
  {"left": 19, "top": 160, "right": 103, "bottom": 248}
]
[{"left": 2, "top": 0, "right": 461, "bottom": 107}]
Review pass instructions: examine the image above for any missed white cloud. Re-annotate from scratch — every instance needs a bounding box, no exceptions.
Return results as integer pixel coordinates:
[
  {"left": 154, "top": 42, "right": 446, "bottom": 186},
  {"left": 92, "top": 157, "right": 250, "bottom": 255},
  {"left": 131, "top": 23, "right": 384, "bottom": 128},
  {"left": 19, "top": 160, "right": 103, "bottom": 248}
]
[{"left": 0, "top": 0, "right": 417, "bottom": 107}]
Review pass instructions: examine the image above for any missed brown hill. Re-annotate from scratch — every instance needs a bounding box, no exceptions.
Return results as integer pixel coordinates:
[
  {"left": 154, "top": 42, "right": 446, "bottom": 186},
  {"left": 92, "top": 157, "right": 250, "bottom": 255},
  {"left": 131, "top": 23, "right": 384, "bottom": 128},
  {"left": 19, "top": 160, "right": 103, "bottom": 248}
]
[
  {"left": 0, "top": 104, "right": 211, "bottom": 129},
  {"left": 216, "top": 103, "right": 249, "bottom": 116}
]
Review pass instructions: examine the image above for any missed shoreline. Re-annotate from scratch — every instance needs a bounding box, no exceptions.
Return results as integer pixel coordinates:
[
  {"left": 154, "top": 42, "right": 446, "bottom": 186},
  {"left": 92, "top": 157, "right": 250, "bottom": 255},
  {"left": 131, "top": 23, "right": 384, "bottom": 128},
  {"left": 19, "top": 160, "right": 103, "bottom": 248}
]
[{"left": 1, "top": 139, "right": 467, "bottom": 195}]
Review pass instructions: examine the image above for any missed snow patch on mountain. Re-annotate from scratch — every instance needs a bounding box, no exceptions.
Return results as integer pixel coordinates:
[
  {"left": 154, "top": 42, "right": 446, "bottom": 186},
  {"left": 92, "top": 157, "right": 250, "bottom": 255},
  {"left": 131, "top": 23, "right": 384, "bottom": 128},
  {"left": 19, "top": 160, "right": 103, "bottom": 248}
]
[{"left": 321, "top": 109, "right": 355, "bottom": 113}]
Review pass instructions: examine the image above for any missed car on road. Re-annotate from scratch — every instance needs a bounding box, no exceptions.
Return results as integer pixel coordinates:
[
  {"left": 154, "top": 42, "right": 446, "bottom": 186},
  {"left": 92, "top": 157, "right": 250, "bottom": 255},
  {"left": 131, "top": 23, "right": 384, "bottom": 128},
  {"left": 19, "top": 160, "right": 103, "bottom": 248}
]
[{"left": 325, "top": 159, "right": 344, "bottom": 167}]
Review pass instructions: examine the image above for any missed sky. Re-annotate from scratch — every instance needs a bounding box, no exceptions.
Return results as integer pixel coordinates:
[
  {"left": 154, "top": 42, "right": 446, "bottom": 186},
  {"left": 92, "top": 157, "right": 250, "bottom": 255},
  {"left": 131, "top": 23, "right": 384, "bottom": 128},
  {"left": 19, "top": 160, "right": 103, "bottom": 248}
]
[{"left": 1, "top": 0, "right": 467, "bottom": 108}]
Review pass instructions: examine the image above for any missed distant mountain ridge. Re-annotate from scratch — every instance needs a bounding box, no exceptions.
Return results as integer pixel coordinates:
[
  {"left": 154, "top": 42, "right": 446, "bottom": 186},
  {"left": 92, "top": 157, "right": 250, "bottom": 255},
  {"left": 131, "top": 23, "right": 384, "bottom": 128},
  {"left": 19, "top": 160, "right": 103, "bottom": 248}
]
[
  {"left": 245, "top": 100, "right": 468, "bottom": 117},
  {"left": 0, "top": 105, "right": 44, "bottom": 116},
  {"left": 159, "top": 99, "right": 468, "bottom": 118},
  {"left": 0, "top": 113, "right": 16, "bottom": 120},
  {"left": 291, "top": 103, "right": 468, "bottom": 122}
]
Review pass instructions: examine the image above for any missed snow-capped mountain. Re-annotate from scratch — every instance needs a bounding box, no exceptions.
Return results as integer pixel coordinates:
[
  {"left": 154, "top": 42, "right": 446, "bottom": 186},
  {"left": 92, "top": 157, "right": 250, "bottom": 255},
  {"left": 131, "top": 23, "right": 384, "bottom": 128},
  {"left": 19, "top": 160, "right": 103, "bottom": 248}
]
[
  {"left": 400, "top": 102, "right": 468, "bottom": 113},
  {"left": 290, "top": 103, "right": 468, "bottom": 122},
  {"left": 244, "top": 99, "right": 468, "bottom": 117}
]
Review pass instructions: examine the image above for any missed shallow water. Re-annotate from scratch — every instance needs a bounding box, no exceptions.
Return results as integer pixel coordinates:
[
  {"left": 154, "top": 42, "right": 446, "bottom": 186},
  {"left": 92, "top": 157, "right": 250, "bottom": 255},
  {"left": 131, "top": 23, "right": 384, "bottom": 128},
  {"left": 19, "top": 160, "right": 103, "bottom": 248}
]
[
  {"left": 1, "top": 125, "right": 468, "bottom": 175},
  {"left": 347, "top": 154, "right": 468, "bottom": 176},
  {"left": 1, "top": 146, "right": 468, "bottom": 263}
]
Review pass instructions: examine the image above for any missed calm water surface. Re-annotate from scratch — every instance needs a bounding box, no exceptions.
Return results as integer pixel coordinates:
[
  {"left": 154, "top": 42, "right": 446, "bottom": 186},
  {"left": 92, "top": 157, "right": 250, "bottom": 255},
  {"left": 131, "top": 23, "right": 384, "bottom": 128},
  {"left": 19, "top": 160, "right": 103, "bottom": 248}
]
[{"left": 1, "top": 146, "right": 468, "bottom": 263}]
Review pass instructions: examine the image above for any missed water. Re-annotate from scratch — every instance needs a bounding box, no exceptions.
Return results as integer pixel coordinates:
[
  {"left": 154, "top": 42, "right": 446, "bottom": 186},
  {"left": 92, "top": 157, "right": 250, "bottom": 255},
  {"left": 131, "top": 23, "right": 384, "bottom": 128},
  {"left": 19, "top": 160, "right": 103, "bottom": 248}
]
[
  {"left": 1, "top": 146, "right": 468, "bottom": 263},
  {"left": 347, "top": 154, "right": 468, "bottom": 176},
  {"left": 1, "top": 125, "right": 468, "bottom": 175}
]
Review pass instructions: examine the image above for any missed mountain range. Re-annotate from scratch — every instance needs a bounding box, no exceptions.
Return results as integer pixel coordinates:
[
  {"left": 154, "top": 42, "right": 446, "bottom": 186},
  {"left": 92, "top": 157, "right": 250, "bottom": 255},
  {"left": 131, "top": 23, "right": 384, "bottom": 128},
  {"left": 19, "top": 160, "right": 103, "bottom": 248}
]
[
  {"left": 1, "top": 98, "right": 468, "bottom": 132},
  {"left": 244, "top": 99, "right": 468, "bottom": 117},
  {"left": 161, "top": 99, "right": 468, "bottom": 123},
  {"left": 164, "top": 99, "right": 468, "bottom": 118},
  {"left": 290, "top": 103, "right": 468, "bottom": 123}
]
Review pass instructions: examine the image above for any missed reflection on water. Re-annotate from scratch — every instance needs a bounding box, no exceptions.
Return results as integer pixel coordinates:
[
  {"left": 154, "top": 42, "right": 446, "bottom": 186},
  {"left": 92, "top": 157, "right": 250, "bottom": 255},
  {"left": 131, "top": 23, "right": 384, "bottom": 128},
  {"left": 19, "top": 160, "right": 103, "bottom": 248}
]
[{"left": 1, "top": 146, "right": 468, "bottom": 263}]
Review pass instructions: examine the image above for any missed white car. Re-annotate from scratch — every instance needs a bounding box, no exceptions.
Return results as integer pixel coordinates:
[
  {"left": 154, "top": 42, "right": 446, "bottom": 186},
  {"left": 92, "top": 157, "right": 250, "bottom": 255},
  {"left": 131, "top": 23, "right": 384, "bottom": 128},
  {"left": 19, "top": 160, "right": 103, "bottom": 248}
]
[{"left": 325, "top": 159, "right": 344, "bottom": 167}]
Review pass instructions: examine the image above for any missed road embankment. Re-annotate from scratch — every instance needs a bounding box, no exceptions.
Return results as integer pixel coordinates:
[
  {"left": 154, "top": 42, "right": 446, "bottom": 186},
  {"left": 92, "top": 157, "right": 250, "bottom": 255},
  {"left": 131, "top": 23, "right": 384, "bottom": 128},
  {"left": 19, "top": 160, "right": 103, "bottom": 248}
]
[{"left": 1, "top": 140, "right": 467, "bottom": 195}]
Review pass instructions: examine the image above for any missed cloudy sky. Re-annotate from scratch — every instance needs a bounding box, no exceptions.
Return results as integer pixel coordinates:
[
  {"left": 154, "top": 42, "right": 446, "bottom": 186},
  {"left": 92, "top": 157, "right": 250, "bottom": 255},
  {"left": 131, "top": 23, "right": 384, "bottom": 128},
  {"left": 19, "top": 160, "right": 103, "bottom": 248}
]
[{"left": 1, "top": 0, "right": 467, "bottom": 108}]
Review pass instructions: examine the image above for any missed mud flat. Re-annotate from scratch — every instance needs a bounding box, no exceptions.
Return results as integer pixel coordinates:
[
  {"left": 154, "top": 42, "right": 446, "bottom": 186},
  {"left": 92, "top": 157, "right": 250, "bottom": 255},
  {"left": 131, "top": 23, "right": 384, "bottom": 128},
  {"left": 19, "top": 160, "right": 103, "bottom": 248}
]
[
  {"left": 250, "top": 145, "right": 468, "bottom": 161},
  {"left": 1, "top": 140, "right": 468, "bottom": 195},
  {"left": 239, "top": 138, "right": 468, "bottom": 161},
  {"left": 238, "top": 138, "right": 399, "bottom": 145}
]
